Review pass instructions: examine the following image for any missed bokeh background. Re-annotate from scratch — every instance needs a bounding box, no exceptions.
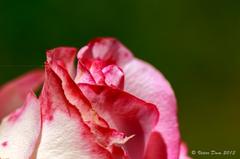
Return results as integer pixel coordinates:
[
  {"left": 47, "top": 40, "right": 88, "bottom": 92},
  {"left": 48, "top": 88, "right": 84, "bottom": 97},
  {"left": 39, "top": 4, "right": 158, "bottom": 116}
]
[{"left": 0, "top": 0, "right": 239, "bottom": 158}]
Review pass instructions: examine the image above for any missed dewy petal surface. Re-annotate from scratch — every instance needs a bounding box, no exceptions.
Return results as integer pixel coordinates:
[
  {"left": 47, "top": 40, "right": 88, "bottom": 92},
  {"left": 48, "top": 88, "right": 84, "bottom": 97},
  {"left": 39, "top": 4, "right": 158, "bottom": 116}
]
[
  {"left": 123, "top": 58, "right": 180, "bottom": 159},
  {"left": 0, "top": 92, "right": 41, "bottom": 159},
  {"left": 0, "top": 70, "right": 44, "bottom": 121},
  {"left": 37, "top": 65, "right": 112, "bottom": 159},
  {"left": 79, "top": 84, "right": 159, "bottom": 159}
]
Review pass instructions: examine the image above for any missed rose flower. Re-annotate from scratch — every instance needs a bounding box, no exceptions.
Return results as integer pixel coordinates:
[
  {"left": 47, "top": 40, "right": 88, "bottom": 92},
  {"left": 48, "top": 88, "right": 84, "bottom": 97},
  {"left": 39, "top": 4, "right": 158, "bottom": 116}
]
[{"left": 0, "top": 38, "right": 190, "bottom": 159}]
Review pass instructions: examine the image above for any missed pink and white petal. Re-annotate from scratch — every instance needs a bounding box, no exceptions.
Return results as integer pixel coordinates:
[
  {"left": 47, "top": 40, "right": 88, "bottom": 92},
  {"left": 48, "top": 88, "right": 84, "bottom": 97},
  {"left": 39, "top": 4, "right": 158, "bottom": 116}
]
[
  {"left": 179, "top": 142, "right": 191, "bottom": 159},
  {"left": 48, "top": 63, "right": 130, "bottom": 159},
  {"left": 75, "top": 61, "right": 96, "bottom": 84},
  {"left": 102, "top": 65, "right": 124, "bottom": 89},
  {"left": 77, "top": 37, "right": 133, "bottom": 68},
  {"left": 89, "top": 60, "right": 107, "bottom": 85},
  {"left": 0, "top": 92, "right": 41, "bottom": 159},
  {"left": 49, "top": 62, "right": 108, "bottom": 127},
  {"left": 123, "top": 58, "right": 180, "bottom": 159},
  {"left": 77, "top": 38, "right": 131, "bottom": 89},
  {"left": 144, "top": 132, "right": 167, "bottom": 159},
  {"left": 0, "top": 69, "right": 44, "bottom": 121},
  {"left": 37, "top": 65, "right": 112, "bottom": 159},
  {"left": 47, "top": 47, "right": 77, "bottom": 78},
  {"left": 79, "top": 84, "right": 159, "bottom": 159}
]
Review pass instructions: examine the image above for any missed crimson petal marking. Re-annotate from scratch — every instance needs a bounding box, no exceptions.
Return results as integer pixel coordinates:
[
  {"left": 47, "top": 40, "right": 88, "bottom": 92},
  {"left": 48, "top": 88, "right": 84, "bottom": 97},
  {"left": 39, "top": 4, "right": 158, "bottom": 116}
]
[
  {"left": 0, "top": 92, "right": 41, "bottom": 159},
  {"left": 37, "top": 65, "right": 112, "bottom": 159},
  {"left": 79, "top": 84, "right": 159, "bottom": 159},
  {"left": 47, "top": 47, "right": 77, "bottom": 78},
  {"left": 0, "top": 69, "right": 44, "bottom": 121},
  {"left": 123, "top": 58, "right": 180, "bottom": 159},
  {"left": 77, "top": 37, "right": 133, "bottom": 68}
]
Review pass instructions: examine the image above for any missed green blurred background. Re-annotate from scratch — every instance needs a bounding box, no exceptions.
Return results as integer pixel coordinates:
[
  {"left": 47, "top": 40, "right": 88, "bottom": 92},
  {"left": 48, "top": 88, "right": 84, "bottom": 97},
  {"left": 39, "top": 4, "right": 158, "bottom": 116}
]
[{"left": 0, "top": 0, "right": 239, "bottom": 158}]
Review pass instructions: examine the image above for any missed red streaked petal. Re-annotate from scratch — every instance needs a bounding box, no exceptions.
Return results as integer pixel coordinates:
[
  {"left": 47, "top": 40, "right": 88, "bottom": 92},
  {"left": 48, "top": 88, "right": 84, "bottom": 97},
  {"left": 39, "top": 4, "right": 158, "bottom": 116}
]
[
  {"left": 144, "top": 132, "right": 167, "bottom": 159},
  {"left": 89, "top": 60, "right": 107, "bottom": 85},
  {"left": 49, "top": 62, "right": 130, "bottom": 158},
  {"left": 37, "top": 65, "right": 113, "bottom": 159},
  {"left": 77, "top": 37, "right": 133, "bottom": 68},
  {"left": 77, "top": 38, "right": 182, "bottom": 158},
  {"left": 79, "top": 84, "right": 159, "bottom": 159},
  {"left": 85, "top": 60, "right": 125, "bottom": 89},
  {"left": 77, "top": 38, "right": 131, "bottom": 89},
  {"left": 49, "top": 62, "right": 107, "bottom": 127},
  {"left": 75, "top": 61, "right": 96, "bottom": 84},
  {"left": 0, "top": 92, "right": 41, "bottom": 159},
  {"left": 123, "top": 58, "right": 180, "bottom": 159},
  {"left": 46, "top": 47, "right": 77, "bottom": 78},
  {"left": 0, "top": 69, "right": 44, "bottom": 120}
]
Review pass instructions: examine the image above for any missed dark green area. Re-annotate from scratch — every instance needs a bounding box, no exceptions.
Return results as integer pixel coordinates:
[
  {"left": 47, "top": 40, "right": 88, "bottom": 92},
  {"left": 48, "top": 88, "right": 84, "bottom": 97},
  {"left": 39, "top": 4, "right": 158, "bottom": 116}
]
[{"left": 0, "top": 0, "right": 239, "bottom": 158}]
